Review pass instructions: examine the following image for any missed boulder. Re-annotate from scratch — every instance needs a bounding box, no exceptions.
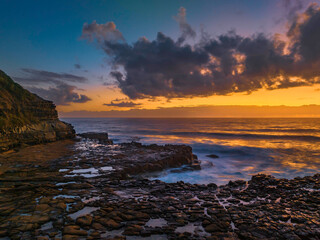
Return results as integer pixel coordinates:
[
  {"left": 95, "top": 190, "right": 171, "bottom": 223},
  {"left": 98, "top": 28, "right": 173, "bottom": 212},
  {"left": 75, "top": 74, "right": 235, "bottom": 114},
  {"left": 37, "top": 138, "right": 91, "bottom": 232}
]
[
  {"left": 206, "top": 154, "right": 219, "bottom": 158},
  {"left": 63, "top": 225, "right": 87, "bottom": 236},
  {"left": 78, "top": 132, "right": 113, "bottom": 144}
]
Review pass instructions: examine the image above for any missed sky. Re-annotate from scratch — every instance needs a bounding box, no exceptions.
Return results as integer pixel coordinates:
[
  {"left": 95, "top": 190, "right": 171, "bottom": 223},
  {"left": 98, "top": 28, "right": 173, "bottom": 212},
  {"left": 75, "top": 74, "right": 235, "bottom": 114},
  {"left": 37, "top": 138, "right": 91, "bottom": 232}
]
[{"left": 1, "top": 0, "right": 320, "bottom": 117}]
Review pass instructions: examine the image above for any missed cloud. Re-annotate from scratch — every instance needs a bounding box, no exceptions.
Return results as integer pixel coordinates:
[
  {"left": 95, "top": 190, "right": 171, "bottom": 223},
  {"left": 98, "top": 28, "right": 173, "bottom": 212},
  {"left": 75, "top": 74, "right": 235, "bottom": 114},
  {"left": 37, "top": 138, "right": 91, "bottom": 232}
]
[
  {"left": 27, "top": 83, "right": 91, "bottom": 106},
  {"left": 103, "top": 81, "right": 118, "bottom": 88},
  {"left": 15, "top": 68, "right": 88, "bottom": 85},
  {"left": 83, "top": 4, "right": 320, "bottom": 100},
  {"left": 174, "top": 7, "right": 196, "bottom": 44},
  {"left": 281, "top": 0, "right": 305, "bottom": 22},
  {"left": 81, "top": 21, "right": 124, "bottom": 46},
  {"left": 74, "top": 64, "right": 82, "bottom": 69},
  {"left": 104, "top": 99, "right": 141, "bottom": 108},
  {"left": 14, "top": 68, "right": 91, "bottom": 105},
  {"left": 288, "top": 3, "right": 320, "bottom": 63}
]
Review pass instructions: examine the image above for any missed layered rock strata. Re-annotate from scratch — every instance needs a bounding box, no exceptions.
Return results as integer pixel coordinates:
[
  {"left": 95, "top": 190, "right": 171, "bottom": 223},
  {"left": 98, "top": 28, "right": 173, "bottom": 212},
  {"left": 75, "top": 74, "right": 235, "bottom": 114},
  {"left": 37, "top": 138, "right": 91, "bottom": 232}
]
[{"left": 0, "top": 70, "right": 75, "bottom": 152}]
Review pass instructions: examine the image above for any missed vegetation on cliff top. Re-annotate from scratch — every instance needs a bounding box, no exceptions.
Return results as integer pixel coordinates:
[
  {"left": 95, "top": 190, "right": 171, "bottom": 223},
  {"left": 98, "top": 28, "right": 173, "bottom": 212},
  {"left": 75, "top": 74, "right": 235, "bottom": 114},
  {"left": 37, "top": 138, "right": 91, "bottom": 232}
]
[{"left": 0, "top": 70, "right": 58, "bottom": 130}]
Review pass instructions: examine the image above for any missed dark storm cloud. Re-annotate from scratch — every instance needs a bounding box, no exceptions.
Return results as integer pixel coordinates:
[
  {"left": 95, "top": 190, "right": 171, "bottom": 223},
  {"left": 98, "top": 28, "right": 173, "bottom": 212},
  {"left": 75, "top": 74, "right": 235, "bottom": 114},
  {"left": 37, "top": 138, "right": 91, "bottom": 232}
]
[
  {"left": 83, "top": 4, "right": 320, "bottom": 99},
  {"left": 14, "top": 68, "right": 91, "bottom": 105},
  {"left": 288, "top": 3, "right": 320, "bottom": 63},
  {"left": 27, "top": 83, "right": 91, "bottom": 106},
  {"left": 104, "top": 99, "right": 141, "bottom": 108}
]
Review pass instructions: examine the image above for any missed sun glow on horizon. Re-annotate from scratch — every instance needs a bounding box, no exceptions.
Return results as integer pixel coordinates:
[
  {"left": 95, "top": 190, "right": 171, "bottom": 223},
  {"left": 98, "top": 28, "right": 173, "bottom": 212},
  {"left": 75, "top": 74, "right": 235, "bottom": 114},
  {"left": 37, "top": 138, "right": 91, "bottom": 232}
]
[{"left": 57, "top": 83, "right": 320, "bottom": 118}]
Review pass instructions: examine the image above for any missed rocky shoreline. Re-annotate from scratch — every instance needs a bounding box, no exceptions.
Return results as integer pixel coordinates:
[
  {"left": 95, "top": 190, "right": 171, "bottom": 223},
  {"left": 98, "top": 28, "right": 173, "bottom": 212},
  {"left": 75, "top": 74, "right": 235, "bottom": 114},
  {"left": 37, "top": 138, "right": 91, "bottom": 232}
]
[{"left": 0, "top": 133, "right": 319, "bottom": 240}]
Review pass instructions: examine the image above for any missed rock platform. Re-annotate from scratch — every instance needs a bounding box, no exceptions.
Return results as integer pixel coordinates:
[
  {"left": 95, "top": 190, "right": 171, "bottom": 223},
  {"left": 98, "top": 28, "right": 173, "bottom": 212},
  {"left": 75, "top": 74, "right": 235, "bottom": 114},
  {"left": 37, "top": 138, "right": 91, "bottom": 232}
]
[{"left": 0, "top": 134, "right": 319, "bottom": 240}]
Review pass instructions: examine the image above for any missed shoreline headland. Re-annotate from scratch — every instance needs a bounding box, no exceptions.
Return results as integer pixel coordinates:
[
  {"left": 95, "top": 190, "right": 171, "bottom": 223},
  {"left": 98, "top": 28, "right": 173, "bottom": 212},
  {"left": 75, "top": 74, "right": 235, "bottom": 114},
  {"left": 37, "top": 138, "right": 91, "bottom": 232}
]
[{"left": 0, "top": 70, "right": 75, "bottom": 152}]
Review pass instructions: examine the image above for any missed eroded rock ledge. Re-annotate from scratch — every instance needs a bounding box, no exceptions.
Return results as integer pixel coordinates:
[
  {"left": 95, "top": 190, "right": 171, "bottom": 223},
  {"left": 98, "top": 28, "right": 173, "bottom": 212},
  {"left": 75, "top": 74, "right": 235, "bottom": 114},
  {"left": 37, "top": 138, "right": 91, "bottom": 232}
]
[
  {"left": 0, "top": 70, "right": 75, "bottom": 152},
  {"left": 0, "top": 135, "right": 319, "bottom": 239},
  {"left": 0, "top": 120, "right": 75, "bottom": 152}
]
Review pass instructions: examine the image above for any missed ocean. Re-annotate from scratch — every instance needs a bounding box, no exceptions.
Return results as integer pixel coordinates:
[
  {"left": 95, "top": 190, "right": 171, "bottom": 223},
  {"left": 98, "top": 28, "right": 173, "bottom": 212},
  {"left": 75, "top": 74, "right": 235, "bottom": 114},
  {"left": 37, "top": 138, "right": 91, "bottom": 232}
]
[{"left": 62, "top": 118, "right": 320, "bottom": 185}]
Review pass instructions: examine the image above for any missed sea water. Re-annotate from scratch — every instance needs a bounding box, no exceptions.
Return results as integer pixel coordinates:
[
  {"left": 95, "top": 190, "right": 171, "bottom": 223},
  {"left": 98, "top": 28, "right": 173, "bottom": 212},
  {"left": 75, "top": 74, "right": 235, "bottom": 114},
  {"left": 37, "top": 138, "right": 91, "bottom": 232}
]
[{"left": 62, "top": 118, "right": 320, "bottom": 185}]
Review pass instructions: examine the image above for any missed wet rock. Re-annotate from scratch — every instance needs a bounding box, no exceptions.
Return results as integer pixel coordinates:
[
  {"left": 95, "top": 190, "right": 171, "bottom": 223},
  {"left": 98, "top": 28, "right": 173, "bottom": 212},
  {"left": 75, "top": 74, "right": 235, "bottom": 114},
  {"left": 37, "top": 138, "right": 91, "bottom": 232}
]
[
  {"left": 16, "top": 223, "right": 35, "bottom": 232},
  {"left": 89, "top": 231, "right": 101, "bottom": 239},
  {"left": 36, "top": 237, "right": 49, "bottom": 240},
  {"left": 76, "top": 215, "right": 93, "bottom": 226},
  {"left": 78, "top": 132, "right": 113, "bottom": 144},
  {"left": 207, "top": 183, "right": 218, "bottom": 190},
  {"left": 206, "top": 154, "right": 219, "bottom": 158},
  {"left": 131, "top": 211, "right": 150, "bottom": 220},
  {"left": 57, "top": 202, "right": 67, "bottom": 210},
  {"left": 291, "top": 215, "right": 306, "bottom": 223},
  {"left": 92, "top": 222, "right": 106, "bottom": 231},
  {"left": 35, "top": 204, "right": 51, "bottom": 212},
  {"left": 99, "top": 218, "right": 121, "bottom": 229},
  {"left": 205, "top": 223, "right": 221, "bottom": 233},
  {"left": 63, "top": 225, "right": 87, "bottom": 236},
  {"left": 123, "top": 224, "right": 143, "bottom": 235},
  {"left": 0, "top": 230, "right": 7, "bottom": 237},
  {"left": 228, "top": 180, "right": 246, "bottom": 188},
  {"left": 107, "top": 237, "right": 126, "bottom": 240},
  {"left": 63, "top": 235, "right": 82, "bottom": 240}
]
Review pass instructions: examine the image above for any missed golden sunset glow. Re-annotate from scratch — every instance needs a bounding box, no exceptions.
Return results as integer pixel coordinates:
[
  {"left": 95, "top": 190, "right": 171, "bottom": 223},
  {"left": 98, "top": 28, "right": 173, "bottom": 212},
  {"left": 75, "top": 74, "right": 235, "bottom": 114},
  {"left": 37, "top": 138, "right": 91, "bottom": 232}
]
[{"left": 57, "top": 84, "right": 320, "bottom": 117}]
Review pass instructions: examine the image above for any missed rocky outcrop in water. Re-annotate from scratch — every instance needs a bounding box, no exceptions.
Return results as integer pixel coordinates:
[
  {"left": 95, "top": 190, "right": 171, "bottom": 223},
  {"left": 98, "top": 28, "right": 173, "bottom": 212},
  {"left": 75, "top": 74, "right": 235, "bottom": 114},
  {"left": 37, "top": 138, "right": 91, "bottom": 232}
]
[
  {"left": 77, "top": 132, "right": 113, "bottom": 144},
  {"left": 0, "top": 70, "right": 75, "bottom": 152}
]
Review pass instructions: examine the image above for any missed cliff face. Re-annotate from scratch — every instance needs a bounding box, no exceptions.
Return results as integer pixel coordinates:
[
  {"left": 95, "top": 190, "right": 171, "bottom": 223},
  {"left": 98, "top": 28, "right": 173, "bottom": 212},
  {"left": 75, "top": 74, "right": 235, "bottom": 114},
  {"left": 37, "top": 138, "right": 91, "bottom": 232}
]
[{"left": 0, "top": 70, "right": 75, "bottom": 152}]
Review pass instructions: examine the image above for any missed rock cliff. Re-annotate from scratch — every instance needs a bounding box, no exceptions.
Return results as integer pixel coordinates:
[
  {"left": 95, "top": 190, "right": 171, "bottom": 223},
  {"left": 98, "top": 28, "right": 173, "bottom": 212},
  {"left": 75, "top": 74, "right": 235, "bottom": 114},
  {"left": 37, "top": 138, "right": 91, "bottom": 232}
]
[{"left": 0, "top": 70, "right": 75, "bottom": 152}]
